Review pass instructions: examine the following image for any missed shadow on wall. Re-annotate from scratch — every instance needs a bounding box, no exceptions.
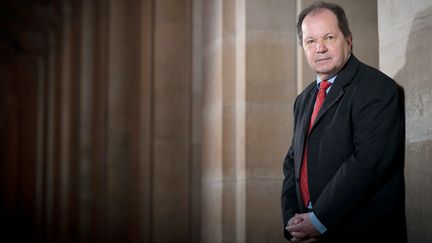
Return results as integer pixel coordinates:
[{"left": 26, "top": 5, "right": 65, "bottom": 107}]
[{"left": 393, "top": 7, "right": 432, "bottom": 243}]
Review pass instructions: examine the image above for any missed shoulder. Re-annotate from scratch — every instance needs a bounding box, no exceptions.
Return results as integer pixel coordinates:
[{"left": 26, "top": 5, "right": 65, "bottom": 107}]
[
  {"left": 357, "top": 60, "right": 395, "bottom": 83},
  {"left": 293, "top": 81, "right": 316, "bottom": 108},
  {"left": 349, "top": 60, "right": 403, "bottom": 120},
  {"left": 298, "top": 81, "right": 316, "bottom": 97},
  {"left": 354, "top": 59, "right": 399, "bottom": 95}
]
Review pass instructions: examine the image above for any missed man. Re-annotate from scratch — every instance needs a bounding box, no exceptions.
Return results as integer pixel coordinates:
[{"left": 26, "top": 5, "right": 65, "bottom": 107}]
[{"left": 281, "top": 2, "right": 406, "bottom": 242}]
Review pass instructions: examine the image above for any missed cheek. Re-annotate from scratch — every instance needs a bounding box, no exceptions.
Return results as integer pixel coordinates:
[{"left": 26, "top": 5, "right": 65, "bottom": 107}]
[
  {"left": 327, "top": 48, "right": 341, "bottom": 63},
  {"left": 304, "top": 50, "right": 315, "bottom": 64}
]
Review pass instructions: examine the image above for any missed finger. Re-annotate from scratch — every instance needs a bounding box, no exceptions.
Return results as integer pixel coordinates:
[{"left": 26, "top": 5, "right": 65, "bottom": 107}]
[
  {"left": 288, "top": 218, "right": 299, "bottom": 226},
  {"left": 291, "top": 231, "right": 307, "bottom": 239},
  {"left": 288, "top": 219, "right": 302, "bottom": 226},
  {"left": 290, "top": 237, "right": 301, "bottom": 242},
  {"left": 294, "top": 213, "right": 308, "bottom": 220},
  {"left": 286, "top": 224, "right": 300, "bottom": 232},
  {"left": 285, "top": 225, "right": 297, "bottom": 231},
  {"left": 286, "top": 222, "right": 306, "bottom": 233},
  {"left": 290, "top": 215, "right": 303, "bottom": 223},
  {"left": 303, "top": 238, "right": 318, "bottom": 243}
]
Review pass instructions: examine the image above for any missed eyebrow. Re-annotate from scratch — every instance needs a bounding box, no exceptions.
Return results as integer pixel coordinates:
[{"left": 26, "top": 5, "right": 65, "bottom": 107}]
[
  {"left": 304, "top": 32, "right": 336, "bottom": 39},
  {"left": 324, "top": 33, "right": 336, "bottom": 37}
]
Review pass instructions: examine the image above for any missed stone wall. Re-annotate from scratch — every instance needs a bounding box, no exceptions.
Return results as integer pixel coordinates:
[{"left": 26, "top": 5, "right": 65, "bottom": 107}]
[
  {"left": 379, "top": 1, "right": 432, "bottom": 242},
  {"left": 0, "top": 0, "right": 381, "bottom": 242}
]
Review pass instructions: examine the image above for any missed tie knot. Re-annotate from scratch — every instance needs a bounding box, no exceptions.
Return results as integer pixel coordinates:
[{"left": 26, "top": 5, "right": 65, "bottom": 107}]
[{"left": 319, "top": 80, "right": 332, "bottom": 90}]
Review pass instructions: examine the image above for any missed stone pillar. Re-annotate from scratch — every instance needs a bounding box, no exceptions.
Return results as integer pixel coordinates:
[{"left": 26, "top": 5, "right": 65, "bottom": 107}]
[
  {"left": 48, "top": 0, "right": 80, "bottom": 240},
  {"left": 201, "top": 0, "right": 223, "bottom": 242},
  {"left": 222, "top": 0, "right": 246, "bottom": 242},
  {"left": 44, "top": 13, "right": 59, "bottom": 242},
  {"left": 245, "top": 1, "right": 297, "bottom": 242},
  {"left": 105, "top": 0, "right": 142, "bottom": 241},
  {"left": 191, "top": 1, "right": 203, "bottom": 242},
  {"left": 151, "top": 0, "right": 192, "bottom": 242},
  {"left": 379, "top": 1, "right": 432, "bottom": 242},
  {"left": 77, "top": 0, "right": 106, "bottom": 241},
  {"left": 140, "top": 0, "right": 153, "bottom": 242},
  {"left": 90, "top": 0, "right": 110, "bottom": 241},
  {"left": 200, "top": 1, "right": 297, "bottom": 242}
]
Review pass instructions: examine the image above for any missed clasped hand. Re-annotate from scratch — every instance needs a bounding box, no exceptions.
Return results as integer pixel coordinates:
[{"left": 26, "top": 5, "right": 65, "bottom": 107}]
[{"left": 286, "top": 213, "right": 321, "bottom": 242}]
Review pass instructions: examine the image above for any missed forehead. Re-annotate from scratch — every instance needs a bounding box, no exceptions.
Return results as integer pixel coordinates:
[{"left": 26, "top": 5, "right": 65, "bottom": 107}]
[{"left": 301, "top": 9, "right": 340, "bottom": 37}]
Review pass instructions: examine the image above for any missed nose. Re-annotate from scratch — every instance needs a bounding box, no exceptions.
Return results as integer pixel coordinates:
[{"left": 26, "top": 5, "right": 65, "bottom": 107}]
[{"left": 315, "top": 39, "right": 328, "bottom": 53}]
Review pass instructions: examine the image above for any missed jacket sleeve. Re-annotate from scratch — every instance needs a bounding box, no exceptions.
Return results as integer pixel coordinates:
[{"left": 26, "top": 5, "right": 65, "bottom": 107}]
[
  {"left": 281, "top": 97, "right": 301, "bottom": 240},
  {"left": 281, "top": 146, "right": 298, "bottom": 239},
  {"left": 313, "top": 76, "right": 404, "bottom": 231}
]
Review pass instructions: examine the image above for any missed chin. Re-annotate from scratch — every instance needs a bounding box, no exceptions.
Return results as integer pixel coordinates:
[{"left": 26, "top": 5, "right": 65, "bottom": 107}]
[{"left": 315, "top": 67, "right": 333, "bottom": 74}]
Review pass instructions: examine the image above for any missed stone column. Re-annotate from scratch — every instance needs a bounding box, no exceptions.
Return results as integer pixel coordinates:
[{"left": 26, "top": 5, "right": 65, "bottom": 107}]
[
  {"left": 140, "top": 0, "right": 153, "bottom": 242},
  {"left": 222, "top": 0, "right": 246, "bottom": 242},
  {"left": 105, "top": 0, "right": 142, "bottom": 241},
  {"left": 201, "top": 0, "right": 223, "bottom": 242},
  {"left": 77, "top": 0, "right": 104, "bottom": 241},
  {"left": 245, "top": 1, "right": 297, "bottom": 242},
  {"left": 200, "top": 1, "right": 295, "bottom": 242},
  {"left": 191, "top": 1, "right": 203, "bottom": 242},
  {"left": 90, "top": 0, "right": 110, "bottom": 241},
  {"left": 151, "top": 0, "right": 193, "bottom": 242},
  {"left": 48, "top": 0, "right": 81, "bottom": 239}
]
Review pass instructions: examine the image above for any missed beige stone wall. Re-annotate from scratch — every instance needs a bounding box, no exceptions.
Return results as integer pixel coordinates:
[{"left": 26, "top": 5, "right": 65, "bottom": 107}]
[
  {"left": 11, "top": 0, "right": 432, "bottom": 242},
  {"left": 5, "top": 0, "right": 379, "bottom": 242},
  {"left": 379, "top": 1, "right": 432, "bottom": 242}
]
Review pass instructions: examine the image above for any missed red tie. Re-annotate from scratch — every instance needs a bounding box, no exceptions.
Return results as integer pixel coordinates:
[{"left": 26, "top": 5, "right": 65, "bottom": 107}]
[{"left": 300, "top": 80, "right": 332, "bottom": 207}]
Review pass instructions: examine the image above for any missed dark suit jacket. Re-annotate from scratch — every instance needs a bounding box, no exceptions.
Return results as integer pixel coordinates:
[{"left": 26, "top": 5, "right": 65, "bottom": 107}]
[{"left": 281, "top": 55, "right": 406, "bottom": 242}]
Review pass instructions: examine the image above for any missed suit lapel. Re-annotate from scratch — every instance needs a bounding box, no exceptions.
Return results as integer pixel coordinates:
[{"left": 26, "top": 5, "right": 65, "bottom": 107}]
[
  {"left": 295, "top": 86, "right": 317, "bottom": 178},
  {"left": 309, "top": 55, "right": 360, "bottom": 132},
  {"left": 310, "top": 83, "right": 344, "bottom": 131}
]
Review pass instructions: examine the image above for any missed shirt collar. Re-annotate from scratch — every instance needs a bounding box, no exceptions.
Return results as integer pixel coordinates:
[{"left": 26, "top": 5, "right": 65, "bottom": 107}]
[{"left": 316, "top": 74, "right": 337, "bottom": 88}]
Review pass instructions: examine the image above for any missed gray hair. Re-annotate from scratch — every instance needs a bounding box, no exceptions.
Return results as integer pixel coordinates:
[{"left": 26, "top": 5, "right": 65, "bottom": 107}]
[{"left": 296, "top": 1, "right": 351, "bottom": 45}]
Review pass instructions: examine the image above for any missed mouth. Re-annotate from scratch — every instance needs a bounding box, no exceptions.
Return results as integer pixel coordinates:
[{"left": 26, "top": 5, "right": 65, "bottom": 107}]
[{"left": 315, "top": 57, "right": 331, "bottom": 63}]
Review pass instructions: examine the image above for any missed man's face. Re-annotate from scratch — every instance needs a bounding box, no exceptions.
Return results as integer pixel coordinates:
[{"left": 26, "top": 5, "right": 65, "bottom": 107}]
[{"left": 301, "top": 9, "right": 352, "bottom": 80}]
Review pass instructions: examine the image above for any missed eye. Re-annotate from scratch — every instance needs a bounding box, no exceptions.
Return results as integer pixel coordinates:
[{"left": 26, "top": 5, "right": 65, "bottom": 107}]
[
  {"left": 305, "top": 39, "right": 315, "bottom": 45},
  {"left": 325, "top": 35, "right": 335, "bottom": 40}
]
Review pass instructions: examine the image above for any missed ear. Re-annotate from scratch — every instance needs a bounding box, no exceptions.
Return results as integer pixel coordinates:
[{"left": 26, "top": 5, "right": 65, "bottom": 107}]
[{"left": 346, "top": 35, "right": 353, "bottom": 48}]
